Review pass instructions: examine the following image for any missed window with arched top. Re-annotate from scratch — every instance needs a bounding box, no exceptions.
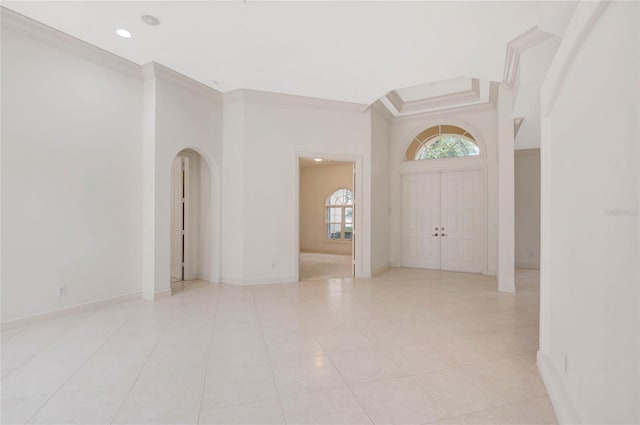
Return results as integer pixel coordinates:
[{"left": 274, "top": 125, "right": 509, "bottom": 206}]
[
  {"left": 326, "top": 188, "right": 353, "bottom": 240},
  {"left": 405, "top": 125, "right": 480, "bottom": 161}
]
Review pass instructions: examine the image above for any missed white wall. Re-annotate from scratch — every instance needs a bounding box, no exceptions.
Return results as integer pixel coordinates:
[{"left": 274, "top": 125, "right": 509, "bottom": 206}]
[
  {"left": 300, "top": 163, "right": 353, "bottom": 255},
  {"left": 538, "top": 1, "right": 639, "bottom": 423},
  {"left": 515, "top": 149, "right": 540, "bottom": 269},
  {"left": 388, "top": 106, "right": 499, "bottom": 275},
  {"left": 370, "top": 106, "right": 391, "bottom": 275},
  {"left": 220, "top": 93, "right": 246, "bottom": 283},
  {"left": 496, "top": 85, "right": 516, "bottom": 292},
  {"left": 1, "top": 24, "right": 143, "bottom": 322},
  {"left": 222, "top": 90, "right": 372, "bottom": 284},
  {"left": 198, "top": 155, "right": 212, "bottom": 281},
  {"left": 143, "top": 64, "right": 223, "bottom": 298}
]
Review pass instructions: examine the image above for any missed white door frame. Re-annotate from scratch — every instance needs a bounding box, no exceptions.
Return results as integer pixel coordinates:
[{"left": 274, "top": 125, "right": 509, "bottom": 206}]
[
  {"left": 181, "top": 155, "right": 192, "bottom": 280},
  {"left": 171, "top": 154, "right": 191, "bottom": 281},
  {"left": 294, "top": 152, "right": 364, "bottom": 281},
  {"left": 400, "top": 165, "right": 488, "bottom": 275}
]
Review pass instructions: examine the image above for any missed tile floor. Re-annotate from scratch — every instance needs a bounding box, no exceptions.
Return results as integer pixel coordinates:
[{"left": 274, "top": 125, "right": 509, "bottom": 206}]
[
  {"left": 1, "top": 268, "right": 557, "bottom": 425},
  {"left": 299, "top": 252, "right": 352, "bottom": 281}
]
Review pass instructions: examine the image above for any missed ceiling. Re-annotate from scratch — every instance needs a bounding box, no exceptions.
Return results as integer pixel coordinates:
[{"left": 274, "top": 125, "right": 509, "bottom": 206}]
[{"left": 3, "top": 1, "right": 541, "bottom": 105}]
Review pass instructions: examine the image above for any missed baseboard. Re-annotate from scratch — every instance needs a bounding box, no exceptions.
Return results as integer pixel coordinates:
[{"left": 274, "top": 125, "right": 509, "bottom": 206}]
[
  {"left": 1, "top": 291, "right": 142, "bottom": 331},
  {"left": 515, "top": 263, "right": 540, "bottom": 270},
  {"left": 222, "top": 276, "right": 298, "bottom": 285},
  {"left": 537, "top": 351, "right": 582, "bottom": 424},
  {"left": 142, "top": 289, "right": 171, "bottom": 301},
  {"left": 372, "top": 264, "right": 390, "bottom": 276},
  {"left": 193, "top": 275, "right": 222, "bottom": 284},
  {"left": 193, "top": 274, "right": 210, "bottom": 282}
]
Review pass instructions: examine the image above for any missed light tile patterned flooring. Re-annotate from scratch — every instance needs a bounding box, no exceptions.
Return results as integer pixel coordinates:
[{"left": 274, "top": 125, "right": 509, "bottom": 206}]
[
  {"left": 299, "top": 252, "right": 353, "bottom": 281},
  {"left": 1, "top": 268, "right": 556, "bottom": 424}
]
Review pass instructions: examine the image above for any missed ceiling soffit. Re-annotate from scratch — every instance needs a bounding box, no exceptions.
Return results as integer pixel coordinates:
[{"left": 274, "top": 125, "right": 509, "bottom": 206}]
[{"left": 380, "top": 78, "right": 492, "bottom": 118}]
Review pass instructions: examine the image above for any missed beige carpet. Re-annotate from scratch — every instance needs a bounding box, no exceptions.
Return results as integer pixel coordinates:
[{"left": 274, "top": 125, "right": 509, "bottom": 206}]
[{"left": 299, "top": 252, "right": 353, "bottom": 280}]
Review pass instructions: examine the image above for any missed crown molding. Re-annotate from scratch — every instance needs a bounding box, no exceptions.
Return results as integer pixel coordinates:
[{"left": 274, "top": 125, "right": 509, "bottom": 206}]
[
  {"left": 489, "top": 81, "right": 500, "bottom": 108},
  {"left": 379, "top": 93, "right": 493, "bottom": 122},
  {"left": 514, "top": 147, "right": 540, "bottom": 155},
  {"left": 222, "top": 89, "right": 245, "bottom": 106},
  {"left": 386, "top": 90, "right": 404, "bottom": 113},
  {"left": 390, "top": 101, "right": 495, "bottom": 124},
  {"left": 1, "top": 6, "right": 142, "bottom": 80},
  {"left": 377, "top": 78, "right": 493, "bottom": 120},
  {"left": 503, "top": 26, "right": 555, "bottom": 89},
  {"left": 513, "top": 117, "right": 524, "bottom": 137},
  {"left": 233, "top": 88, "right": 368, "bottom": 113},
  {"left": 142, "top": 62, "right": 222, "bottom": 101},
  {"left": 370, "top": 100, "right": 393, "bottom": 123}
]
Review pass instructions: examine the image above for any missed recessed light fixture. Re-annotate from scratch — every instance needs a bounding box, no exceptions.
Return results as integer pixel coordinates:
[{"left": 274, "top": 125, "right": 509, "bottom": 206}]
[
  {"left": 314, "top": 158, "right": 323, "bottom": 162},
  {"left": 141, "top": 15, "right": 160, "bottom": 26},
  {"left": 116, "top": 28, "right": 132, "bottom": 38}
]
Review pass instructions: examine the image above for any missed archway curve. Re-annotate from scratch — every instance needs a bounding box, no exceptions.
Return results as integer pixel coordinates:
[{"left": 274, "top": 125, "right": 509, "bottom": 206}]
[
  {"left": 168, "top": 146, "right": 222, "bottom": 285},
  {"left": 398, "top": 117, "right": 489, "bottom": 163}
]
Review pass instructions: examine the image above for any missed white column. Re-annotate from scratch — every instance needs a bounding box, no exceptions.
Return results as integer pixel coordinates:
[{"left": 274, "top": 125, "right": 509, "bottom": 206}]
[
  {"left": 141, "top": 65, "right": 157, "bottom": 300},
  {"left": 497, "top": 84, "right": 516, "bottom": 293},
  {"left": 220, "top": 92, "right": 246, "bottom": 283}
]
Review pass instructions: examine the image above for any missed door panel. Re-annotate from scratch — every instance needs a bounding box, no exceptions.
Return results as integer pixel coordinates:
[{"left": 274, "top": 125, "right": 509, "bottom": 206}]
[
  {"left": 170, "top": 157, "right": 183, "bottom": 281},
  {"left": 440, "top": 171, "right": 484, "bottom": 273},
  {"left": 401, "top": 170, "right": 484, "bottom": 273},
  {"left": 401, "top": 173, "right": 441, "bottom": 269}
]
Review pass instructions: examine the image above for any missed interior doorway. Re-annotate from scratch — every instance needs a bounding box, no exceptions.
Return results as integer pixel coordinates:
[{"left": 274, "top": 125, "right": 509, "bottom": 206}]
[
  {"left": 401, "top": 170, "right": 485, "bottom": 273},
  {"left": 298, "top": 157, "right": 355, "bottom": 281},
  {"left": 170, "top": 156, "right": 186, "bottom": 282},
  {"left": 170, "top": 148, "right": 212, "bottom": 285}
]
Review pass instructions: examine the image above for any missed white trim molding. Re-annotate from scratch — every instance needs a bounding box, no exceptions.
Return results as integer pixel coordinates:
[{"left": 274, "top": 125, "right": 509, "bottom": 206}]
[
  {"left": 370, "top": 99, "right": 394, "bottom": 123},
  {"left": 1, "top": 292, "right": 143, "bottom": 331},
  {"left": 142, "top": 289, "right": 171, "bottom": 301},
  {"left": 1, "top": 6, "right": 141, "bottom": 80},
  {"left": 503, "top": 26, "right": 555, "bottom": 89},
  {"left": 537, "top": 351, "right": 582, "bottom": 424},
  {"left": 379, "top": 78, "right": 492, "bottom": 119},
  {"left": 142, "top": 61, "right": 222, "bottom": 101},
  {"left": 225, "top": 88, "right": 368, "bottom": 113},
  {"left": 539, "top": 2, "right": 609, "bottom": 116},
  {"left": 222, "top": 276, "right": 298, "bottom": 286}
]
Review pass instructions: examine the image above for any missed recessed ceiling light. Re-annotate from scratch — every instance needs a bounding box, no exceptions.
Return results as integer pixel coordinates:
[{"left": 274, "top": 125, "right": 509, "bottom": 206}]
[
  {"left": 116, "top": 28, "right": 132, "bottom": 38},
  {"left": 314, "top": 158, "right": 323, "bottom": 162},
  {"left": 141, "top": 15, "right": 160, "bottom": 26}
]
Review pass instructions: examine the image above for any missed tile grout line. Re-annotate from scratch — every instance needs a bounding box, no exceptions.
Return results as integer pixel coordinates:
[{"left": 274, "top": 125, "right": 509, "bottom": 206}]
[
  {"left": 2, "top": 308, "right": 104, "bottom": 382},
  {"left": 23, "top": 300, "right": 146, "bottom": 425},
  {"left": 448, "top": 394, "right": 556, "bottom": 423},
  {"left": 251, "top": 286, "right": 289, "bottom": 424},
  {"left": 109, "top": 292, "right": 188, "bottom": 425},
  {"left": 196, "top": 283, "right": 222, "bottom": 425},
  {"left": 281, "top": 289, "right": 377, "bottom": 425},
  {"left": 0, "top": 325, "right": 28, "bottom": 344}
]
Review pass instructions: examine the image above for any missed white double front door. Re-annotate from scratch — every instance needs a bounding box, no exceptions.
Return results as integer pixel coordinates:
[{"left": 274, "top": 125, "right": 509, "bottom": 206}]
[{"left": 402, "top": 170, "right": 485, "bottom": 273}]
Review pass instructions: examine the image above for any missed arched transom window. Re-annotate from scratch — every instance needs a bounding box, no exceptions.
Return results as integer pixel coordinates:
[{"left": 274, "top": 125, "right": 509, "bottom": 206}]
[
  {"left": 326, "top": 188, "right": 353, "bottom": 240},
  {"left": 405, "top": 125, "right": 480, "bottom": 161}
]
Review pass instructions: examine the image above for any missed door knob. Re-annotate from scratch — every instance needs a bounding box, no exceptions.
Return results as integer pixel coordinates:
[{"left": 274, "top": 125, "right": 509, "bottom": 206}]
[
  {"left": 432, "top": 233, "right": 439, "bottom": 236},
  {"left": 441, "top": 233, "right": 448, "bottom": 237}
]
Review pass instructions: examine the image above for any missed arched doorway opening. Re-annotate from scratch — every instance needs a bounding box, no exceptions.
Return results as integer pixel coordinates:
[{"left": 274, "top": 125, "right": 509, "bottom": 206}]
[{"left": 170, "top": 148, "right": 213, "bottom": 288}]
